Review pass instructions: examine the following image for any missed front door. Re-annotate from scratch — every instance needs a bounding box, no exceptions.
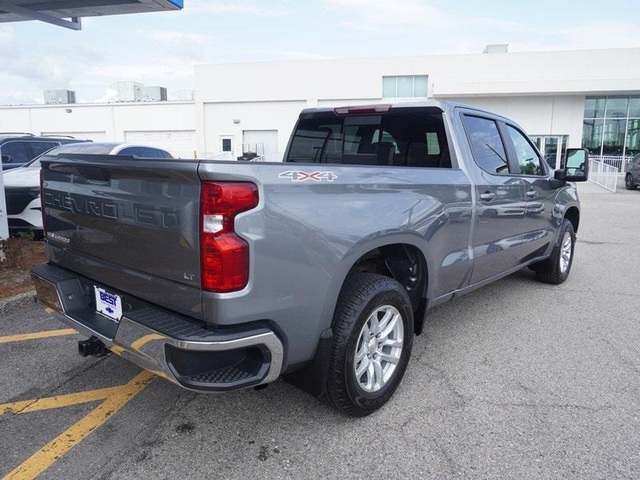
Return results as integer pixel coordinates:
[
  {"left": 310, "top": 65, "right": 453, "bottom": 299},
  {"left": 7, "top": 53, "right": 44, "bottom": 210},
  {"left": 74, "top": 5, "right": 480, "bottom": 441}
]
[{"left": 506, "top": 126, "right": 557, "bottom": 258}]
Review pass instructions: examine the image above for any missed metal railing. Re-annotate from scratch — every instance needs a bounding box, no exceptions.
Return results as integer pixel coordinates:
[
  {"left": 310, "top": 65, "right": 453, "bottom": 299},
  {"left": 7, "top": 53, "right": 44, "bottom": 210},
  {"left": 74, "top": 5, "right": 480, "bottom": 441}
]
[
  {"left": 588, "top": 158, "right": 618, "bottom": 192},
  {"left": 590, "top": 155, "right": 633, "bottom": 173}
]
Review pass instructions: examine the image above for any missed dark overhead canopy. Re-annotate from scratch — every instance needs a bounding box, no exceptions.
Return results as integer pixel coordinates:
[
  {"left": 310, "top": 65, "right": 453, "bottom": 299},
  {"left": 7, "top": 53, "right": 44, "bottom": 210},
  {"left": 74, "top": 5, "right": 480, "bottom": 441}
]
[{"left": 0, "top": 0, "right": 183, "bottom": 30}]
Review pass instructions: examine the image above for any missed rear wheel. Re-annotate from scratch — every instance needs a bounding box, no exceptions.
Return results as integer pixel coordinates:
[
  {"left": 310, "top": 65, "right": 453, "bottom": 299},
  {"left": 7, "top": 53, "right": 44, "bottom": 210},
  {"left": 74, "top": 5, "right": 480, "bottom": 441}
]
[
  {"left": 533, "top": 219, "right": 576, "bottom": 285},
  {"left": 625, "top": 173, "right": 637, "bottom": 190},
  {"left": 322, "top": 273, "right": 413, "bottom": 416}
]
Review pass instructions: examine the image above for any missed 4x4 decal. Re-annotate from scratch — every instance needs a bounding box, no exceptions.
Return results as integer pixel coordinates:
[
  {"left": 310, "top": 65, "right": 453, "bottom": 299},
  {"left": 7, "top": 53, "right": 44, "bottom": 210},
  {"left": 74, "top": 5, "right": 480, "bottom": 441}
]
[{"left": 279, "top": 171, "right": 337, "bottom": 182}]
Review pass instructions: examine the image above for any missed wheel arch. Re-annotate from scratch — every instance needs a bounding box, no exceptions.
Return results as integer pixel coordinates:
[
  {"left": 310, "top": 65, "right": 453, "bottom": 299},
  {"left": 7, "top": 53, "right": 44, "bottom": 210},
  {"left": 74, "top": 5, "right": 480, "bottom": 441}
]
[
  {"left": 328, "top": 239, "right": 431, "bottom": 336},
  {"left": 565, "top": 206, "right": 580, "bottom": 233}
]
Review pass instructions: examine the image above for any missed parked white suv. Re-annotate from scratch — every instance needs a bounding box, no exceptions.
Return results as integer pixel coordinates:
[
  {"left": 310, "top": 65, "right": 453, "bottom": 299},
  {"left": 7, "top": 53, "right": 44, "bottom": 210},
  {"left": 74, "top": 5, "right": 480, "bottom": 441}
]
[{"left": 3, "top": 142, "right": 174, "bottom": 236}]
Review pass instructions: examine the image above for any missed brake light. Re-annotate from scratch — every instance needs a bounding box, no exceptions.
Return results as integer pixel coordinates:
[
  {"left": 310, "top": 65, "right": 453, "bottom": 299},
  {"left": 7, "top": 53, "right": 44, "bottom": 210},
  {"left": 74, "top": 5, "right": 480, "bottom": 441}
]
[
  {"left": 333, "top": 104, "right": 392, "bottom": 115},
  {"left": 200, "top": 181, "right": 259, "bottom": 293}
]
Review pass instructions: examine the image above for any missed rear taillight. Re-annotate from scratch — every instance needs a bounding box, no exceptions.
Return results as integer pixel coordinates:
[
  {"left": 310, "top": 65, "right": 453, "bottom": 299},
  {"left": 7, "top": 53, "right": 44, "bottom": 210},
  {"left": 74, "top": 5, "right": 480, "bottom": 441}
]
[
  {"left": 200, "top": 181, "right": 259, "bottom": 293},
  {"left": 40, "top": 168, "right": 46, "bottom": 238}
]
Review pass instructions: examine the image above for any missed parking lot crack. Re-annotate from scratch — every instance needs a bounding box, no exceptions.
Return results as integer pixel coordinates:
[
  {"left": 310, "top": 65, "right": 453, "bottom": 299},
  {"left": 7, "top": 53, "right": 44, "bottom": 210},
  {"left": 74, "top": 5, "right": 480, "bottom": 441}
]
[
  {"left": 482, "top": 401, "right": 615, "bottom": 413},
  {"left": 602, "top": 337, "right": 640, "bottom": 375},
  {"left": 415, "top": 359, "right": 469, "bottom": 406},
  {"left": 432, "top": 438, "right": 461, "bottom": 476}
]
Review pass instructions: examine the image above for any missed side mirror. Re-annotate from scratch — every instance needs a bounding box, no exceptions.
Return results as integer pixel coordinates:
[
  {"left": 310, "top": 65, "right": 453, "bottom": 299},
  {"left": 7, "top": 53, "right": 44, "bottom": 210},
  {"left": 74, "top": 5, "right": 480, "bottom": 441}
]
[
  {"left": 562, "top": 148, "right": 589, "bottom": 182},
  {"left": 1, "top": 154, "right": 12, "bottom": 164}
]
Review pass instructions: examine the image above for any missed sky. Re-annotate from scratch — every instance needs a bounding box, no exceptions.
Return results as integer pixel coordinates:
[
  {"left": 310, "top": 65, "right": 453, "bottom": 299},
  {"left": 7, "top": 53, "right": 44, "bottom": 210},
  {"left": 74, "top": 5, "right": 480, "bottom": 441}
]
[{"left": 1, "top": 0, "right": 639, "bottom": 105}]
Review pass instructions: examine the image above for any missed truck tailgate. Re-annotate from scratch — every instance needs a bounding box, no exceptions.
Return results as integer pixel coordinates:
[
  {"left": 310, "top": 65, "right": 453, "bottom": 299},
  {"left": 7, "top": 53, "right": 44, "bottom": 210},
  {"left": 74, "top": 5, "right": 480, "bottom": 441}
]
[{"left": 41, "top": 154, "right": 203, "bottom": 319}]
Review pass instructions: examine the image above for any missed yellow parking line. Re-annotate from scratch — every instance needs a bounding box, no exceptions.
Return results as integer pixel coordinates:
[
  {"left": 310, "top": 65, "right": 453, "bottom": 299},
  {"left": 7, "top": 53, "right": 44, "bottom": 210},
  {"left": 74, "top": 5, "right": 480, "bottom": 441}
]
[
  {"left": 1, "top": 385, "right": 125, "bottom": 415},
  {"left": 3, "top": 370, "right": 155, "bottom": 480},
  {"left": 0, "top": 328, "right": 78, "bottom": 344},
  {"left": 130, "top": 333, "right": 165, "bottom": 351}
]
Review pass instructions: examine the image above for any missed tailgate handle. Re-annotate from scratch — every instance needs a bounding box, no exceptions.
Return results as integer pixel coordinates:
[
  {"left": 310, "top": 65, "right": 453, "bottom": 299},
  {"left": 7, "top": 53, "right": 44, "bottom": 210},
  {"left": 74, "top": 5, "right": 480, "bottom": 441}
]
[{"left": 78, "top": 166, "right": 111, "bottom": 183}]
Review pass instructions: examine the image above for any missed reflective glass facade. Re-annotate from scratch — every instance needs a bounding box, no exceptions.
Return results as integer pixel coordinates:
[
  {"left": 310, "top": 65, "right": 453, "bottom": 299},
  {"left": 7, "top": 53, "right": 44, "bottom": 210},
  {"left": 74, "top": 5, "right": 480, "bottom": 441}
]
[{"left": 583, "top": 95, "right": 640, "bottom": 157}]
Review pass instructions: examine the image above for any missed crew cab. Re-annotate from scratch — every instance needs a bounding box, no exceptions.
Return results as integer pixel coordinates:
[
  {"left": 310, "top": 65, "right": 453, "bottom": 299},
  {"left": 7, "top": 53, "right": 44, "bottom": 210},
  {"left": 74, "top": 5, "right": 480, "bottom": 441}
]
[{"left": 31, "top": 101, "right": 589, "bottom": 416}]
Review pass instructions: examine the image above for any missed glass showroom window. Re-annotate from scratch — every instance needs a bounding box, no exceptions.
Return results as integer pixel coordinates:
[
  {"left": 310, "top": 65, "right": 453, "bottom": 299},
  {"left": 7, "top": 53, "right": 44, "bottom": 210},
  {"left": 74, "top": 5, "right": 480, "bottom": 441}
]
[
  {"left": 383, "top": 76, "right": 428, "bottom": 98},
  {"left": 583, "top": 95, "right": 640, "bottom": 158}
]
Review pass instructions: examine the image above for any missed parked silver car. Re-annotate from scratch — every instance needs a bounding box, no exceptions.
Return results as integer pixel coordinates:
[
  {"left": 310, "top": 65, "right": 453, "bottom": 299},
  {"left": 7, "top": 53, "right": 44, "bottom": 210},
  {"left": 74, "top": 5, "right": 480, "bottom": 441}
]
[{"left": 3, "top": 142, "right": 174, "bottom": 236}]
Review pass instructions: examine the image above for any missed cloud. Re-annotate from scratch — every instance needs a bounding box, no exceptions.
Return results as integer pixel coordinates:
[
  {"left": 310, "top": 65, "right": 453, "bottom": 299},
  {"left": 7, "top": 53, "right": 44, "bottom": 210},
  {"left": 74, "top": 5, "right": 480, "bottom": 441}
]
[
  {"left": 95, "top": 87, "right": 117, "bottom": 103},
  {"left": 503, "top": 21, "right": 640, "bottom": 53},
  {"left": 88, "top": 62, "right": 192, "bottom": 82},
  {"left": 248, "top": 49, "right": 331, "bottom": 60},
  {"left": 322, "top": 0, "right": 523, "bottom": 31},
  {"left": 561, "top": 22, "right": 640, "bottom": 50},
  {"left": 187, "top": 0, "right": 291, "bottom": 17},
  {"left": 323, "top": 0, "right": 448, "bottom": 28},
  {"left": 0, "top": 26, "right": 14, "bottom": 46},
  {"left": 148, "top": 30, "right": 209, "bottom": 44}
]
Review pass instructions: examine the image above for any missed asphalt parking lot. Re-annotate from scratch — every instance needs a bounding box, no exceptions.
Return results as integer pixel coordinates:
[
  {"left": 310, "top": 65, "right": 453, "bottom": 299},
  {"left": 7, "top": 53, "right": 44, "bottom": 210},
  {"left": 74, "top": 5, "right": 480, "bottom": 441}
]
[{"left": 1, "top": 180, "right": 639, "bottom": 479}]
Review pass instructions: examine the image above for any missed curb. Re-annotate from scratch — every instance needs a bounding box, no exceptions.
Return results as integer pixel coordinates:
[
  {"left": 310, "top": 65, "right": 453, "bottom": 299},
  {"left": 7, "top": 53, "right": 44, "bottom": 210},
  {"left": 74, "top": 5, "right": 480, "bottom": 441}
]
[{"left": 0, "top": 290, "right": 37, "bottom": 316}]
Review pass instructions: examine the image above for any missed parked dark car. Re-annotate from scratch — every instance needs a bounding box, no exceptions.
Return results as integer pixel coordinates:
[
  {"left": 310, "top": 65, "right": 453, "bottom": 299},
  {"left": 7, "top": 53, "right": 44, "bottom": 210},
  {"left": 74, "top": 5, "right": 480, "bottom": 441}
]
[
  {"left": 625, "top": 154, "right": 640, "bottom": 190},
  {"left": 0, "top": 133, "right": 90, "bottom": 170}
]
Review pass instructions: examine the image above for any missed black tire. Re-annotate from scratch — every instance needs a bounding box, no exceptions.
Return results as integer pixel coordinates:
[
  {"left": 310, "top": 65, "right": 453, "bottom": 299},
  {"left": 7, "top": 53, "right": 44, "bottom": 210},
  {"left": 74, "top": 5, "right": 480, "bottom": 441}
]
[
  {"left": 322, "top": 273, "right": 414, "bottom": 416},
  {"left": 625, "top": 174, "right": 637, "bottom": 190},
  {"left": 533, "top": 219, "right": 576, "bottom": 285}
]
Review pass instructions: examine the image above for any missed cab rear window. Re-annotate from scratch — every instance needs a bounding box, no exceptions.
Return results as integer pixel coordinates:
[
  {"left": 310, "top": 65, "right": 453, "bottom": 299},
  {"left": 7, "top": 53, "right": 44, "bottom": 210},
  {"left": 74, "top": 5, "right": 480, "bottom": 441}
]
[{"left": 285, "top": 109, "right": 451, "bottom": 168}]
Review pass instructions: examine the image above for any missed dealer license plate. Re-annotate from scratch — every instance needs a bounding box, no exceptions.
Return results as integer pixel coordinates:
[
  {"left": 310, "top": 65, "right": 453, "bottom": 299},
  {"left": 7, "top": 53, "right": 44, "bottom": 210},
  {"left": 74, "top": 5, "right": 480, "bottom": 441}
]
[{"left": 94, "top": 286, "right": 122, "bottom": 322}]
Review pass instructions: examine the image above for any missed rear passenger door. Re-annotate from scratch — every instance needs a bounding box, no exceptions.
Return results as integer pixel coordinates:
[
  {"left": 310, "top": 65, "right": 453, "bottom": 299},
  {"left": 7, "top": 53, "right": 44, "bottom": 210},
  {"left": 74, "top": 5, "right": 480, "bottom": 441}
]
[{"left": 461, "top": 112, "right": 528, "bottom": 284}]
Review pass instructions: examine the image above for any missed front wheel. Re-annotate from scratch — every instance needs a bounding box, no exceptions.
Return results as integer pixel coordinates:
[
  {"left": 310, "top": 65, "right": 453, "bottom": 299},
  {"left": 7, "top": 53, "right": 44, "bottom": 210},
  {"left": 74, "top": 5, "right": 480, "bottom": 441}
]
[
  {"left": 322, "top": 273, "right": 414, "bottom": 416},
  {"left": 533, "top": 219, "right": 576, "bottom": 285},
  {"left": 625, "top": 174, "right": 637, "bottom": 190}
]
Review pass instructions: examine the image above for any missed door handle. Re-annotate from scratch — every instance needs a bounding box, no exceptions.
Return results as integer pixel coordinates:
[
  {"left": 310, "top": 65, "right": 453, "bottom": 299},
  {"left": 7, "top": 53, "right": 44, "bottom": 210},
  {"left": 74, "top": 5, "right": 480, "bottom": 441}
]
[
  {"left": 526, "top": 190, "right": 538, "bottom": 198},
  {"left": 480, "top": 192, "right": 496, "bottom": 201}
]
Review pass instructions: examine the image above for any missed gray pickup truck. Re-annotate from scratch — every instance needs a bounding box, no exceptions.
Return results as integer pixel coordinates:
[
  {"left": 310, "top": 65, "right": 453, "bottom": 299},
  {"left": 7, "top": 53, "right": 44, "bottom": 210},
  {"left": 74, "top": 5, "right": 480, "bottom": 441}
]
[{"left": 31, "top": 101, "right": 589, "bottom": 416}]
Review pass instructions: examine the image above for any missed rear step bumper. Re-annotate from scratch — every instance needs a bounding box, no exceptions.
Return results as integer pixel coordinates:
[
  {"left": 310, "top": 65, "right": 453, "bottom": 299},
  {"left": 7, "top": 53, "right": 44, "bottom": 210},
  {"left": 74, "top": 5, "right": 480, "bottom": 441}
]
[{"left": 31, "top": 263, "right": 284, "bottom": 392}]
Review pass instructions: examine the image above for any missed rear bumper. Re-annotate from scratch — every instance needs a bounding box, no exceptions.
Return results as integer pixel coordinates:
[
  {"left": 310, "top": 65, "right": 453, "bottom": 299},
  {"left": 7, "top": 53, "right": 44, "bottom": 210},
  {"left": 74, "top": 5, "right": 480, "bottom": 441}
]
[{"left": 31, "top": 263, "right": 284, "bottom": 391}]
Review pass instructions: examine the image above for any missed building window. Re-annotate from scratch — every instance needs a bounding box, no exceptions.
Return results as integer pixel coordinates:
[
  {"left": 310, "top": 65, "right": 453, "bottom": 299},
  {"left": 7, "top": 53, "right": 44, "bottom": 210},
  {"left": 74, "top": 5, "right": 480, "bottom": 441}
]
[
  {"left": 382, "top": 76, "right": 428, "bottom": 98},
  {"left": 583, "top": 95, "right": 640, "bottom": 159},
  {"left": 531, "top": 135, "right": 568, "bottom": 170}
]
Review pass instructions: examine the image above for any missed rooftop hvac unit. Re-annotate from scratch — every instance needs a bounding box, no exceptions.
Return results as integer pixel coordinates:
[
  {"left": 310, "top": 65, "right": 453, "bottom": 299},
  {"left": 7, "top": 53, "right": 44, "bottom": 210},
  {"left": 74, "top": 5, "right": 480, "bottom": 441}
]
[
  {"left": 112, "top": 81, "right": 144, "bottom": 102},
  {"left": 44, "top": 90, "right": 76, "bottom": 104},
  {"left": 142, "top": 86, "right": 168, "bottom": 102}
]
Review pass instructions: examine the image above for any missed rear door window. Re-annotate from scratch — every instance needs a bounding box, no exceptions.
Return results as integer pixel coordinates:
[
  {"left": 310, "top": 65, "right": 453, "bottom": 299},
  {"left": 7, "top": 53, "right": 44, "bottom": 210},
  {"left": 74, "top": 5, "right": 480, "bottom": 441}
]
[
  {"left": 463, "top": 115, "right": 510, "bottom": 174},
  {"left": 1, "top": 141, "right": 31, "bottom": 164},
  {"left": 30, "top": 141, "right": 60, "bottom": 158}
]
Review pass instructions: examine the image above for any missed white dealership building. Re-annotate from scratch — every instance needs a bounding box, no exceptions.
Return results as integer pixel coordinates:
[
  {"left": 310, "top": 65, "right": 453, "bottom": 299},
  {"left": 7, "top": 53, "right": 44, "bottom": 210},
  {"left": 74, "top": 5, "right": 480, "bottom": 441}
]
[{"left": 1, "top": 46, "right": 639, "bottom": 168}]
